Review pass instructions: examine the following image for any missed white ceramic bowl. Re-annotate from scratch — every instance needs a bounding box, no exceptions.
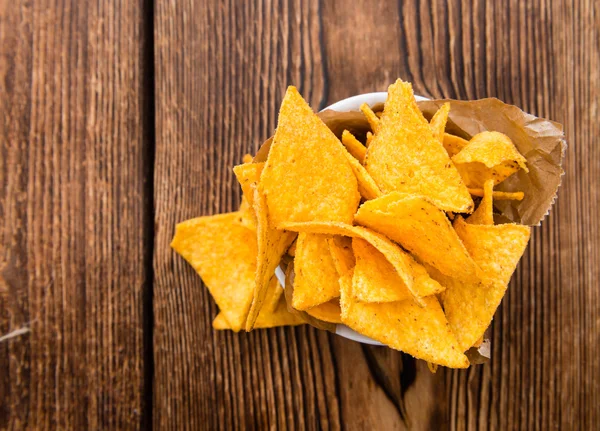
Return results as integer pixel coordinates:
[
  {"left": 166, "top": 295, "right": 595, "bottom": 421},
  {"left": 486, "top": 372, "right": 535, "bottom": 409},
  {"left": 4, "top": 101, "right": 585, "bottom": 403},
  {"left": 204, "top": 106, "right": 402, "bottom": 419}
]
[{"left": 276, "top": 91, "right": 427, "bottom": 346}]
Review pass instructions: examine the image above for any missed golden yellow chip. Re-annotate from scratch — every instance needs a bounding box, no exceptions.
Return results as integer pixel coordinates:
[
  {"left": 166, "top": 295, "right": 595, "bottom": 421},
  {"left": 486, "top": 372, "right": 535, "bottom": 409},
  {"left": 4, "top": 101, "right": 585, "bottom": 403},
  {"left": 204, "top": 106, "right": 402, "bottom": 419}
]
[
  {"left": 351, "top": 238, "right": 415, "bottom": 303},
  {"left": 305, "top": 299, "right": 343, "bottom": 324},
  {"left": 214, "top": 298, "right": 305, "bottom": 330},
  {"left": 327, "top": 236, "right": 355, "bottom": 275},
  {"left": 467, "top": 179, "right": 494, "bottom": 225},
  {"left": 443, "top": 133, "right": 469, "bottom": 157},
  {"left": 339, "top": 270, "right": 469, "bottom": 368},
  {"left": 365, "top": 79, "right": 473, "bottom": 213},
  {"left": 341, "top": 130, "right": 367, "bottom": 163},
  {"left": 429, "top": 102, "right": 450, "bottom": 143},
  {"left": 355, "top": 192, "right": 479, "bottom": 282},
  {"left": 262, "top": 276, "right": 285, "bottom": 313},
  {"left": 171, "top": 212, "right": 256, "bottom": 332},
  {"left": 259, "top": 86, "right": 360, "bottom": 228},
  {"left": 246, "top": 186, "right": 296, "bottom": 331},
  {"left": 452, "top": 131, "right": 529, "bottom": 188},
  {"left": 238, "top": 196, "right": 257, "bottom": 231},
  {"left": 242, "top": 153, "right": 253, "bottom": 164},
  {"left": 366, "top": 131, "right": 374, "bottom": 147},
  {"left": 212, "top": 312, "right": 229, "bottom": 330},
  {"left": 287, "top": 239, "right": 297, "bottom": 256},
  {"left": 279, "top": 221, "right": 442, "bottom": 305},
  {"left": 293, "top": 233, "right": 340, "bottom": 310},
  {"left": 233, "top": 162, "right": 264, "bottom": 205},
  {"left": 360, "top": 103, "right": 380, "bottom": 133},
  {"left": 468, "top": 188, "right": 524, "bottom": 201},
  {"left": 338, "top": 136, "right": 382, "bottom": 200}
]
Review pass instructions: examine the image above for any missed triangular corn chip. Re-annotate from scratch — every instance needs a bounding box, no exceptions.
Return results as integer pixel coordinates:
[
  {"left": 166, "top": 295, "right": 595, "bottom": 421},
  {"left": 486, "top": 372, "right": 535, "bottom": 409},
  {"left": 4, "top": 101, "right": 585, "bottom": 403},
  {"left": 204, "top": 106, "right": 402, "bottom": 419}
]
[
  {"left": 429, "top": 102, "right": 450, "bottom": 143},
  {"left": 467, "top": 179, "right": 494, "bottom": 225},
  {"left": 327, "top": 236, "right": 355, "bottom": 276},
  {"left": 171, "top": 212, "right": 256, "bottom": 332},
  {"left": 352, "top": 238, "right": 416, "bottom": 303},
  {"left": 468, "top": 188, "right": 524, "bottom": 201},
  {"left": 338, "top": 135, "right": 382, "bottom": 200},
  {"left": 339, "top": 270, "right": 469, "bottom": 368},
  {"left": 355, "top": 192, "right": 479, "bottom": 282},
  {"left": 213, "top": 298, "right": 305, "bottom": 330},
  {"left": 443, "top": 133, "right": 469, "bottom": 157},
  {"left": 305, "top": 299, "right": 343, "bottom": 324},
  {"left": 233, "top": 162, "right": 264, "bottom": 206},
  {"left": 452, "top": 131, "right": 528, "bottom": 188},
  {"left": 341, "top": 130, "right": 367, "bottom": 163},
  {"left": 246, "top": 186, "right": 295, "bottom": 330},
  {"left": 360, "top": 103, "right": 380, "bottom": 133},
  {"left": 293, "top": 233, "right": 340, "bottom": 310},
  {"left": 279, "top": 221, "right": 442, "bottom": 305},
  {"left": 365, "top": 79, "right": 473, "bottom": 212},
  {"left": 259, "top": 86, "right": 360, "bottom": 227},
  {"left": 238, "top": 196, "right": 257, "bottom": 231}
]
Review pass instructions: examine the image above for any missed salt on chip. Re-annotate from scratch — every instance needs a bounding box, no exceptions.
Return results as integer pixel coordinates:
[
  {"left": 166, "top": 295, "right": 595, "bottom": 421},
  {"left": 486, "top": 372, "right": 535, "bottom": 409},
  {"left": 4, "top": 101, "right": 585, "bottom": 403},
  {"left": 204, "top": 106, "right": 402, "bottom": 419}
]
[
  {"left": 436, "top": 216, "right": 530, "bottom": 350},
  {"left": 246, "top": 186, "right": 296, "bottom": 331},
  {"left": 293, "top": 233, "right": 340, "bottom": 310},
  {"left": 365, "top": 79, "right": 473, "bottom": 213},
  {"left": 429, "top": 102, "right": 450, "bottom": 143},
  {"left": 352, "top": 238, "right": 415, "bottom": 303},
  {"left": 467, "top": 179, "right": 494, "bottom": 226},
  {"left": 339, "top": 270, "right": 469, "bottom": 368},
  {"left": 355, "top": 192, "right": 479, "bottom": 282},
  {"left": 443, "top": 133, "right": 469, "bottom": 157},
  {"left": 259, "top": 86, "right": 360, "bottom": 228},
  {"left": 233, "top": 162, "right": 264, "bottom": 205},
  {"left": 305, "top": 299, "right": 343, "bottom": 324},
  {"left": 171, "top": 212, "right": 256, "bottom": 332},
  {"left": 214, "top": 298, "right": 305, "bottom": 330},
  {"left": 452, "top": 131, "right": 529, "bottom": 188},
  {"left": 341, "top": 130, "right": 367, "bottom": 163},
  {"left": 279, "top": 221, "right": 442, "bottom": 304},
  {"left": 338, "top": 137, "right": 382, "bottom": 200}
]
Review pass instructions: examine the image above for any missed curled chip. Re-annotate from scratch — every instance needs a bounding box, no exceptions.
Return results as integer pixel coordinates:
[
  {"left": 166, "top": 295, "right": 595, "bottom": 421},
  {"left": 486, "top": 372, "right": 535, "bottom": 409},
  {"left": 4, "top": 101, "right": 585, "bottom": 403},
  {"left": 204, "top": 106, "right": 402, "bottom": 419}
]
[
  {"left": 213, "top": 298, "right": 305, "bottom": 330},
  {"left": 341, "top": 130, "right": 367, "bottom": 163},
  {"left": 436, "top": 216, "right": 531, "bottom": 350},
  {"left": 360, "top": 103, "right": 380, "bottom": 133},
  {"left": 259, "top": 86, "right": 360, "bottom": 228},
  {"left": 443, "top": 133, "right": 469, "bottom": 157},
  {"left": 293, "top": 233, "right": 340, "bottom": 310},
  {"left": 305, "top": 299, "right": 343, "bottom": 324},
  {"left": 339, "top": 270, "right": 469, "bottom": 368},
  {"left": 355, "top": 192, "right": 479, "bottom": 282},
  {"left": 246, "top": 186, "right": 296, "bottom": 331},
  {"left": 467, "top": 179, "right": 494, "bottom": 226},
  {"left": 429, "top": 102, "right": 450, "bottom": 144},
  {"left": 233, "top": 162, "right": 264, "bottom": 206},
  {"left": 352, "top": 238, "right": 415, "bottom": 303},
  {"left": 365, "top": 79, "right": 473, "bottom": 213},
  {"left": 452, "top": 131, "right": 529, "bottom": 188},
  {"left": 279, "top": 221, "right": 443, "bottom": 305},
  {"left": 171, "top": 212, "right": 257, "bottom": 332}
]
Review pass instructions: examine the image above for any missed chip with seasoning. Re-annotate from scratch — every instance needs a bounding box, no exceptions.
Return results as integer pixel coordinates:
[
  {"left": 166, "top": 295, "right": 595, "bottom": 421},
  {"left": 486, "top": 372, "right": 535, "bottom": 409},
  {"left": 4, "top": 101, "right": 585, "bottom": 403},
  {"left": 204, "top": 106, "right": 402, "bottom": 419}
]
[
  {"left": 213, "top": 297, "right": 305, "bottom": 330},
  {"left": 429, "top": 102, "right": 450, "bottom": 143},
  {"left": 305, "top": 299, "right": 343, "bottom": 324}
]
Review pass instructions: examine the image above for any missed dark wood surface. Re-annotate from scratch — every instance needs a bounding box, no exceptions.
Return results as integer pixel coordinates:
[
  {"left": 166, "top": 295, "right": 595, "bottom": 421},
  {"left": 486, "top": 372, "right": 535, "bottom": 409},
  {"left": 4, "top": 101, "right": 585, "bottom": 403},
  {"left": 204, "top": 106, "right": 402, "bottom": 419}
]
[{"left": 1, "top": 0, "right": 598, "bottom": 429}]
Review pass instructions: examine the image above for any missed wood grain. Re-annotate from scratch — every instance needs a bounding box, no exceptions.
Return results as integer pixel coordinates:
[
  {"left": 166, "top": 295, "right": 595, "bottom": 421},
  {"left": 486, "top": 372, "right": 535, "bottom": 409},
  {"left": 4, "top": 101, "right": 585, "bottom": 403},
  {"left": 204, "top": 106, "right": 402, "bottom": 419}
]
[{"left": 0, "top": 0, "right": 152, "bottom": 429}]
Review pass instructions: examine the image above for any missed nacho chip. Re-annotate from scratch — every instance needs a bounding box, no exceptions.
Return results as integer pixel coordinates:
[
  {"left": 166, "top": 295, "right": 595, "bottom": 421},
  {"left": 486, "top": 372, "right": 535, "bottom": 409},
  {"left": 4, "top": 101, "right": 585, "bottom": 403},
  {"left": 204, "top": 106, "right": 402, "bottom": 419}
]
[
  {"left": 360, "top": 103, "right": 380, "bottom": 133},
  {"left": 238, "top": 196, "right": 257, "bottom": 231},
  {"left": 468, "top": 188, "right": 524, "bottom": 201},
  {"left": 233, "top": 162, "right": 264, "bottom": 205},
  {"left": 212, "top": 312, "right": 230, "bottom": 330},
  {"left": 467, "top": 179, "right": 494, "bottom": 225},
  {"left": 279, "top": 221, "right": 442, "bottom": 304},
  {"left": 242, "top": 153, "right": 253, "bottom": 164},
  {"left": 327, "top": 236, "right": 355, "bottom": 275},
  {"left": 305, "top": 299, "right": 343, "bottom": 324},
  {"left": 452, "top": 131, "right": 529, "bottom": 188},
  {"left": 443, "top": 133, "right": 469, "bottom": 157},
  {"left": 287, "top": 239, "right": 297, "bottom": 256},
  {"left": 429, "top": 102, "right": 450, "bottom": 143},
  {"left": 293, "top": 233, "right": 340, "bottom": 310},
  {"left": 246, "top": 186, "right": 296, "bottom": 331},
  {"left": 171, "top": 212, "right": 256, "bottom": 332},
  {"left": 355, "top": 192, "right": 479, "bottom": 282},
  {"left": 341, "top": 130, "right": 367, "bottom": 163},
  {"left": 338, "top": 139, "right": 382, "bottom": 200},
  {"left": 259, "top": 86, "right": 360, "bottom": 228},
  {"left": 339, "top": 271, "right": 469, "bottom": 368},
  {"left": 366, "top": 131, "right": 374, "bottom": 147},
  {"left": 435, "top": 216, "right": 531, "bottom": 350},
  {"left": 365, "top": 79, "right": 473, "bottom": 213},
  {"left": 352, "top": 238, "right": 415, "bottom": 303},
  {"left": 263, "top": 276, "right": 285, "bottom": 313},
  {"left": 214, "top": 298, "right": 305, "bottom": 330}
]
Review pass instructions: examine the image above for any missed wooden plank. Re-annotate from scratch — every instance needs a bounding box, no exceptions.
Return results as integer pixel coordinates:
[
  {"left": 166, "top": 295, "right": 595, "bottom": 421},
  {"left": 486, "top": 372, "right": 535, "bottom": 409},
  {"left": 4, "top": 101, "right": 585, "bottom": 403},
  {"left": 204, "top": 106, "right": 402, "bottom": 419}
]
[
  {"left": 154, "top": 0, "right": 599, "bottom": 429},
  {"left": 0, "top": 0, "right": 152, "bottom": 429}
]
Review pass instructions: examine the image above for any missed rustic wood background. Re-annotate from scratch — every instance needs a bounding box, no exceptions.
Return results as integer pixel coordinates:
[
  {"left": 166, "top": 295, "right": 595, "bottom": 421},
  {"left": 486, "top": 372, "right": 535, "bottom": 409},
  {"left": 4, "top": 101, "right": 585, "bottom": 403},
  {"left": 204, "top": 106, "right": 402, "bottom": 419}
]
[{"left": 1, "top": 0, "right": 598, "bottom": 429}]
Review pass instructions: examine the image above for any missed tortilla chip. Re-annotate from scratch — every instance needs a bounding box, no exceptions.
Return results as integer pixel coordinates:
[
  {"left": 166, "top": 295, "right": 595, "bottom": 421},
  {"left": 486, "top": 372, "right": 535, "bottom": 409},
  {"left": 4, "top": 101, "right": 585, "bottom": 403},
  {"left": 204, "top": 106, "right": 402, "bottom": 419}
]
[
  {"left": 452, "top": 131, "right": 529, "bottom": 188},
  {"left": 327, "top": 236, "right": 355, "bottom": 275},
  {"left": 468, "top": 188, "right": 524, "bottom": 201},
  {"left": 305, "top": 299, "right": 343, "bottom": 324},
  {"left": 443, "top": 133, "right": 469, "bottom": 157},
  {"left": 212, "top": 312, "right": 230, "bottom": 330},
  {"left": 259, "top": 86, "right": 360, "bottom": 228},
  {"left": 238, "top": 196, "right": 257, "bottom": 231},
  {"left": 292, "top": 233, "right": 340, "bottom": 310},
  {"left": 214, "top": 298, "right": 305, "bottom": 330},
  {"left": 355, "top": 192, "right": 479, "bottom": 282},
  {"left": 339, "top": 271, "right": 469, "bottom": 368},
  {"left": 430, "top": 102, "right": 450, "bottom": 143},
  {"left": 233, "top": 162, "right": 264, "bottom": 205},
  {"left": 171, "top": 212, "right": 256, "bottom": 332},
  {"left": 360, "top": 103, "right": 380, "bottom": 133},
  {"left": 352, "top": 238, "right": 415, "bottom": 303},
  {"left": 338, "top": 138, "right": 382, "bottom": 200},
  {"left": 366, "top": 131, "right": 374, "bottom": 147},
  {"left": 242, "top": 153, "right": 253, "bottom": 164},
  {"left": 365, "top": 79, "right": 473, "bottom": 213},
  {"left": 341, "top": 130, "right": 367, "bottom": 163},
  {"left": 467, "top": 179, "right": 494, "bottom": 225},
  {"left": 279, "top": 221, "right": 442, "bottom": 304},
  {"left": 263, "top": 276, "right": 285, "bottom": 313},
  {"left": 246, "top": 186, "right": 296, "bottom": 331},
  {"left": 435, "top": 216, "right": 530, "bottom": 350},
  {"left": 287, "top": 239, "right": 297, "bottom": 256}
]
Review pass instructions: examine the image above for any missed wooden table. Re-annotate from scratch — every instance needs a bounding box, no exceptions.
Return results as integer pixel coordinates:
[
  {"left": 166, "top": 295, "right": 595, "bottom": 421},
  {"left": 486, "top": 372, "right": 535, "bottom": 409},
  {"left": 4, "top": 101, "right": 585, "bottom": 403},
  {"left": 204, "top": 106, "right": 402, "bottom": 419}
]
[{"left": 1, "top": 1, "right": 598, "bottom": 429}]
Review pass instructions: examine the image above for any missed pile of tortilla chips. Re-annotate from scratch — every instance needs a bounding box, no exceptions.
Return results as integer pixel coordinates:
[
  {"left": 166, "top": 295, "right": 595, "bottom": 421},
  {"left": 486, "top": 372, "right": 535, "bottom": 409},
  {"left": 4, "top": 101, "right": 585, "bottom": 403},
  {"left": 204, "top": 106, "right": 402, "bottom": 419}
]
[{"left": 171, "top": 78, "right": 558, "bottom": 369}]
